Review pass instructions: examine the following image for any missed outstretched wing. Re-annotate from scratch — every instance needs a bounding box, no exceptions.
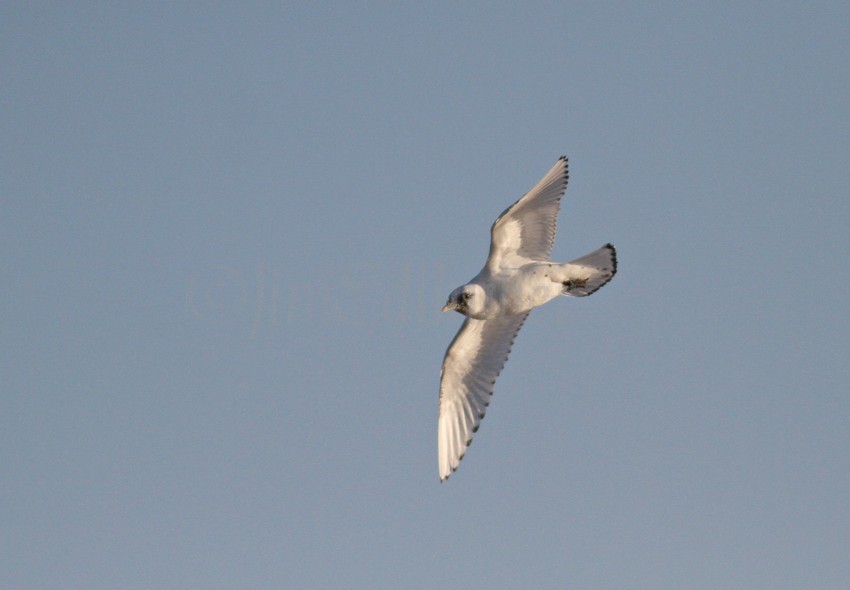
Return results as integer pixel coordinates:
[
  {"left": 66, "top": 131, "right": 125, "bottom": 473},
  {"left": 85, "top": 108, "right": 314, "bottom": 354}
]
[
  {"left": 438, "top": 313, "right": 529, "bottom": 482},
  {"left": 487, "top": 157, "right": 569, "bottom": 271}
]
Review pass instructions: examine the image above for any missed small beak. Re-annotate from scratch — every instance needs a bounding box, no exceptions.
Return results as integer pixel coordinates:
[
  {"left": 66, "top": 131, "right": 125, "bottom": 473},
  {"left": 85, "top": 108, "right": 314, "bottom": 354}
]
[{"left": 442, "top": 302, "right": 456, "bottom": 313}]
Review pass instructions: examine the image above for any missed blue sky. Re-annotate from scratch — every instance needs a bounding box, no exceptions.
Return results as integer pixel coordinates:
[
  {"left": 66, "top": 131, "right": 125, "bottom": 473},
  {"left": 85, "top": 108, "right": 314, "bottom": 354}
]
[{"left": 2, "top": 3, "right": 848, "bottom": 588}]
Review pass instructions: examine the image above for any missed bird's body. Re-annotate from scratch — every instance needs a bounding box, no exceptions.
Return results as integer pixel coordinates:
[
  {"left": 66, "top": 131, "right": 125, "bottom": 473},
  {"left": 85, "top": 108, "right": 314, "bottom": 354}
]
[
  {"left": 466, "top": 266, "right": 557, "bottom": 319},
  {"left": 438, "top": 157, "right": 616, "bottom": 482}
]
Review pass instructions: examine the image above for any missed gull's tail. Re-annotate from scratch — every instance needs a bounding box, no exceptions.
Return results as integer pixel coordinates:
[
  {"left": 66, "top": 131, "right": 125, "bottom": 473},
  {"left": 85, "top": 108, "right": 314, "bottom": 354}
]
[{"left": 555, "top": 244, "right": 617, "bottom": 297}]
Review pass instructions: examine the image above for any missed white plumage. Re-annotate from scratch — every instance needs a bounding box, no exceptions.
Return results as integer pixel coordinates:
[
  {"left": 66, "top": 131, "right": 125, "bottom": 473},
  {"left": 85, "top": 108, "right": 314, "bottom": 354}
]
[{"left": 438, "top": 157, "right": 617, "bottom": 482}]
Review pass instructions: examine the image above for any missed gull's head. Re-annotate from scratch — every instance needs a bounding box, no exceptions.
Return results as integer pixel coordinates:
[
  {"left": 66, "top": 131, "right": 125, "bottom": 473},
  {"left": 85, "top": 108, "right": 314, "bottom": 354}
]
[{"left": 442, "top": 284, "right": 484, "bottom": 317}]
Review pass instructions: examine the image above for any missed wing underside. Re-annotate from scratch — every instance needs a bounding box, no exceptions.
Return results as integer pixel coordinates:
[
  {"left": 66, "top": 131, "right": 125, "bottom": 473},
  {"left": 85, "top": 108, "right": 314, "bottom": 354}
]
[
  {"left": 438, "top": 313, "right": 529, "bottom": 482},
  {"left": 487, "top": 157, "right": 569, "bottom": 271}
]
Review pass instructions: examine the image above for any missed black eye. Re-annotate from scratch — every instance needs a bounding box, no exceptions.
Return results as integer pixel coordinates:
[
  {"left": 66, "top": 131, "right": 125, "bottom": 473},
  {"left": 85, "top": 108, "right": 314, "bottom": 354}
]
[{"left": 462, "top": 292, "right": 472, "bottom": 300}]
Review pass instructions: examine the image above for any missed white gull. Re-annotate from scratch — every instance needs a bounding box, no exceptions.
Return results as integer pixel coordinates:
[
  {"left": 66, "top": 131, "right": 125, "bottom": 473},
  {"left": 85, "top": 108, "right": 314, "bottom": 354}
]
[{"left": 438, "top": 156, "right": 617, "bottom": 482}]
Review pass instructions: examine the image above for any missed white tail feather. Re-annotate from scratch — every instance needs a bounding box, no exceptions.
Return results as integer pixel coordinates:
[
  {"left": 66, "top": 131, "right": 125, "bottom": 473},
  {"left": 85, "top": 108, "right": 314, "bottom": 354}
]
[{"left": 555, "top": 243, "right": 617, "bottom": 297}]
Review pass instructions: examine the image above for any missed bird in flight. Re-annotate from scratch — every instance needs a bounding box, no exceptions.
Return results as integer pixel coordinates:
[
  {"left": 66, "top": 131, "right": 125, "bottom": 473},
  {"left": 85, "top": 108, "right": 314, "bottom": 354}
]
[{"left": 438, "top": 156, "right": 616, "bottom": 482}]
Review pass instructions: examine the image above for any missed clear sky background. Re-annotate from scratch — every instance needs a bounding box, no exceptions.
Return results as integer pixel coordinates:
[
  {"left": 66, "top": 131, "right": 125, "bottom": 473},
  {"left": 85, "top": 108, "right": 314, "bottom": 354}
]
[{"left": 2, "top": 3, "right": 847, "bottom": 589}]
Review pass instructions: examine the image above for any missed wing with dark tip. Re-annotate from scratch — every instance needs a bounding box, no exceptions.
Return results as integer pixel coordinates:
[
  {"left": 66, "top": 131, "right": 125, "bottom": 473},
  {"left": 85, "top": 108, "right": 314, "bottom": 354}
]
[
  {"left": 438, "top": 313, "right": 529, "bottom": 482},
  {"left": 487, "top": 157, "right": 569, "bottom": 271}
]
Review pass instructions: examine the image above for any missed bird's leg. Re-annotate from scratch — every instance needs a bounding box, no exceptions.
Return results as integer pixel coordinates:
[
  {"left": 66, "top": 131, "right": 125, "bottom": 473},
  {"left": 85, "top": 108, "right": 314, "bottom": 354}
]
[{"left": 562, "top": 277, "right": 588, "bottom": 291}]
